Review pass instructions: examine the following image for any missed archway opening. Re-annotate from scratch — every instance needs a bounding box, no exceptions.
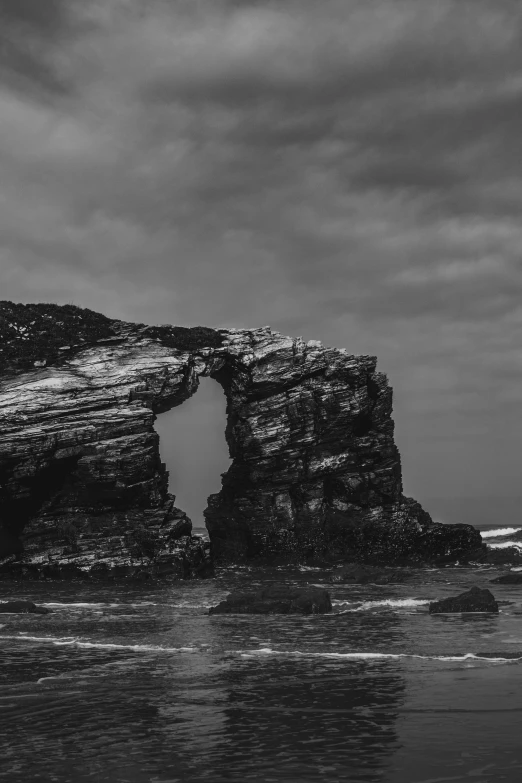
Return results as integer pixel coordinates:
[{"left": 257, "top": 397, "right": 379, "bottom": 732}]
[{"left": 155, "top": 376, "right": 232, "bottom": 535}]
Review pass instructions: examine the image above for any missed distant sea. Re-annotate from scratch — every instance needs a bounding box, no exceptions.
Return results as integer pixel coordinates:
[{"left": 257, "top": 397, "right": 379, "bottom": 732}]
[{"left": 2, "top": 521, "right": 522, "bottom": 782}]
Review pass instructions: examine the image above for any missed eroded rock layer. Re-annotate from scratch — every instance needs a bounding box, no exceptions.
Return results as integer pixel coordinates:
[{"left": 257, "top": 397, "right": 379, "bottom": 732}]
[{"left": 0, "top": 301, "right": 480, "bottom": 577}]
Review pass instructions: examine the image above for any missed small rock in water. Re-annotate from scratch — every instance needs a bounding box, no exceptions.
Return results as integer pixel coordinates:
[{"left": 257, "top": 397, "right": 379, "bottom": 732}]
[
  {"left": 490, "top": 573, "right": 522, "bottom": 584},
  {"left": 330, "top": 564, "right": 411, "bottom": 584},
  {"left": 429, "top": 586, "right": 498, "bottom": 614},
  {"left": 0, "top": 600, "right": 50, "bottom": 614},
  {"left": 209, "top": 584, "right": 332, "bottom": 615}
]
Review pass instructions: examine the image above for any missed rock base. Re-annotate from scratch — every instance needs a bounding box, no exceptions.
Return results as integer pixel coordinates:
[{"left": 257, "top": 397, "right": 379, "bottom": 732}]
[{"left": 0, "top": 503, "right": 213, "bottom": 581}]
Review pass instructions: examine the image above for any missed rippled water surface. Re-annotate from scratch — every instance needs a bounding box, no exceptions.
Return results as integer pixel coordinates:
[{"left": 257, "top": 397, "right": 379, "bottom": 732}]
[{"left": 3, "top": 527, "right": 522, "bottom": 782}]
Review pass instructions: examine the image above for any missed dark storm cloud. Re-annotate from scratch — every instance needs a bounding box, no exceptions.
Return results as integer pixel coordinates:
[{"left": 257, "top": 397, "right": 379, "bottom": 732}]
[
  {"left": 2, "top": 0, "right": 522, "bottom": 507},
  {"left": 0, "top": 0, "right": 75, "bottom": 96},
  {"left": 0, "top": 0, "right": 66, "bottom": 32}
]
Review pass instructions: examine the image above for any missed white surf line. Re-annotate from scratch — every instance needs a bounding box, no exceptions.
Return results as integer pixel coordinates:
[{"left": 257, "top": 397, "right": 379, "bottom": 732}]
[
  {"left": 234, "top": 648, "right": 522, "bottom": 663},
  {"left": 36, "top": 660, "right": 137, "bottom": 684},
  {"left": 488, "top": 541, "right": 522, "bottom": 549},
  {"left": 41, "top": 603, "right": 122, "bottom": 608},
  {"left": 0, "top": 634, "right": 201, "bottom": 653},
  {"left": 232, "top": 647, "right": 522, "bottom": 663}
]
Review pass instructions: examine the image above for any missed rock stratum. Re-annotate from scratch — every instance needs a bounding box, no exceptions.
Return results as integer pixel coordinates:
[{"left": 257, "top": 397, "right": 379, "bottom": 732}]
[{"left": 0, "top": 301, "right": 480, "bottom": 578}]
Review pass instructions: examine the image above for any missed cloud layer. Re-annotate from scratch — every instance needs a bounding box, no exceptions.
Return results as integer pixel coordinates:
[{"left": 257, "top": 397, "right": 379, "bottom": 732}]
[{"left": 2, "top": 0, "right": 522, "bottom": 521}]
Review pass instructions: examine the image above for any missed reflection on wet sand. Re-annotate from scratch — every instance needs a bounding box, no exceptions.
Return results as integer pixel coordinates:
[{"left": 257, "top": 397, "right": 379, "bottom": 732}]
[
  {"left": 217, "top": 659, "right": 405, "bottom": 781},
  {"left": 206, "top": 610, "right": 407, "bottom": 782},
  {"left": 0, "top": 603, "right": 408, "bottom": 783}
]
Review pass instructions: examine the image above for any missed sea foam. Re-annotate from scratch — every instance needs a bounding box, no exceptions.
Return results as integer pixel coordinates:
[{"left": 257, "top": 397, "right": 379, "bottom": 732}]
[
  {"left": 333, "top": 598, "right": 432, "bottom": 611},
  {"left": 42, "top": 601, "right": 122, "bottom": 609}
]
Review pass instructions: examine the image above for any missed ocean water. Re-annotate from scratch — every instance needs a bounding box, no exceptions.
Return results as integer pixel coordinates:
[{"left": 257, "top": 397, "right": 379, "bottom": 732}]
[{"left": 2, "top": 523, "right": 522, "bottom": 782}]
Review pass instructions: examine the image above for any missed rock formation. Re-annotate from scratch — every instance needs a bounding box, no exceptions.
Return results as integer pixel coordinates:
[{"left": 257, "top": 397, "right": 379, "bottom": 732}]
[
  {"left": 0, "top": 600, "right": 50, "bottom": 614},
  {"left": 209, "top": 585, "right": 332, "bottom": 615},
  {"left": 0, "top": 301, "right": 480, "bottom": 578},
  {"left": 490, "top": 573, "right": 522, "bottom": 584},
  {"left": 429, "top": 586, "right": 499, "bottom": 614}
]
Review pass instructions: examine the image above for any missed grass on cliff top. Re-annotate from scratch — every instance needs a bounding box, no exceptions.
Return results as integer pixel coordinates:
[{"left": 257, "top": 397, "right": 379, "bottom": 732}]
[
  {"left": 0, "top": 301, "right": 118, "bottom": 374},
  {"left": 0, "top": 301, "right": 224, "bottom": 375},
  {"left": 142, "top": 325, "right": 224, "bottom": 351}
]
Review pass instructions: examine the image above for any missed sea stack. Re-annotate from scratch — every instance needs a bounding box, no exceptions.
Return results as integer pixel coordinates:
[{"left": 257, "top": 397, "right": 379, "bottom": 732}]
[{"left": 0, "top": 301, "right": 481, "bottom": 577}]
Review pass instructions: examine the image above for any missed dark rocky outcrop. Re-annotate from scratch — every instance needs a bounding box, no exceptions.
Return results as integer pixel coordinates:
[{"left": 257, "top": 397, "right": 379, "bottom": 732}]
[
  {"left": 209, "top": 585, "right": 332, "bottom": 615},
  {"left": 490, "top": 573, "right": 522, "bottom": 584},
  {"left": 330, "top": 564, "right": 412, "bottom": 584},
  {"left": 485, "top": 548, "right": 522, "bottom": 565},
  {"left": 0, "top": 600, "right": 50, "bottom": 614},
  {"left": 429, "top": 587, "right": 499, "bottom": 614},
  {"left": 0, "top": 301, "right": 481, "bottom": 577},
  {"left": 455, "top": 545, "right": 522, "bottom": 566}
]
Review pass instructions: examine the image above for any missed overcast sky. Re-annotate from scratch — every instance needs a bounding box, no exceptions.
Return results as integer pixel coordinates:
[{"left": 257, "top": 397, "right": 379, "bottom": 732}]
[{"left": 2, "top": 0, "right": 522, "bottom": 527}]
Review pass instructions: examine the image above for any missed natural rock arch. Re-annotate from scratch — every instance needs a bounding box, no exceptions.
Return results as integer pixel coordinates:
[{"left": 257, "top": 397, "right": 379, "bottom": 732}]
[{"left": 0, "top": 302, "right": 480, "bottom": 578}]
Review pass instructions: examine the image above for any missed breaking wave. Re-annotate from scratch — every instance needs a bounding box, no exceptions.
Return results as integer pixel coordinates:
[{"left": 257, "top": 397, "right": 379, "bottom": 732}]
[{"left": 481, "top": 527, "right": 522, "bottom": 539}]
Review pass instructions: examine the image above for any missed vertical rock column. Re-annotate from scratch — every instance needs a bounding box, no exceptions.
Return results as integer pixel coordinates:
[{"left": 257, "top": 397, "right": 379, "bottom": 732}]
[
  {"left": 205, "top": 330, "right": 481, "bottom": 564},
  {"left": 205, "top": 331, "right": 399, "bottom": 560}
]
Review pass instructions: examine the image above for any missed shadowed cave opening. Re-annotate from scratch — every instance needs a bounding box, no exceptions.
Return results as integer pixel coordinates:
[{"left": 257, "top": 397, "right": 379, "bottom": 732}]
[{"left": 155, "top": 376, "right": 232, "bottom": 534}]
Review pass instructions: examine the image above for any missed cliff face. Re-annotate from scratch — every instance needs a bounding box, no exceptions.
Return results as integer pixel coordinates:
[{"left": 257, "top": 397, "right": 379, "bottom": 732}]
[{"left": 0, "top": 302, "right": 480, "bottom": 578}]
